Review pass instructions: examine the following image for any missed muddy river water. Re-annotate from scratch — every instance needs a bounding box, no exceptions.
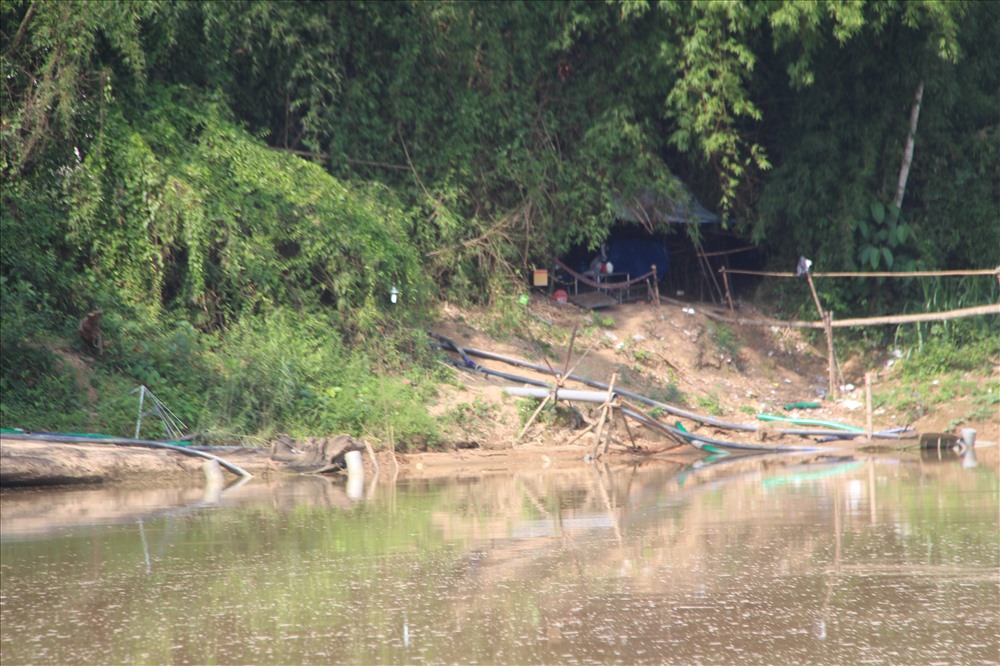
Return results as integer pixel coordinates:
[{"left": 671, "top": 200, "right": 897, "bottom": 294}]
[{"left": 1, "top": 451, "right": 997, "bottom": 665}]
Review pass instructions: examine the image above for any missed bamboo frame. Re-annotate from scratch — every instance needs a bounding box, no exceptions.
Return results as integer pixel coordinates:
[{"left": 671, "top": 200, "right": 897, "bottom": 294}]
[
  {"left": 713, "top": 261, "right": 997, "bottom": 399},
  {"left": 720, "top": 267, "right": 999, "bottom": 279},
  {"left": 704, "top": 303, "right": 1000, "bottom": 329}
]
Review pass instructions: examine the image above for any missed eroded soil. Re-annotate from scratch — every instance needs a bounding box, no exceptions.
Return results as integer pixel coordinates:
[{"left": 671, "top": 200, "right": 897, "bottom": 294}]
[{"left": 425, "top": 295, "right": 998, "bottom": 453}]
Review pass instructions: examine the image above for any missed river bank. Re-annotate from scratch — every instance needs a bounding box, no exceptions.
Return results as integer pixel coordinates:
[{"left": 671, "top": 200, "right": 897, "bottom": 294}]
[{"left": 2, "top": 296, "right": 996, "bottom": 489}]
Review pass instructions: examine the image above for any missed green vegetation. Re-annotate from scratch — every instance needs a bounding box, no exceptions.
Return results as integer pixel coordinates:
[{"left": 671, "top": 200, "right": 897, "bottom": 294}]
[
  {"left": 632, "top": 349, "right": 652, "bottom": 363},
  {"left": 516, "top": 397, "right": 555, "bottom": 430},
  {"left": 592, "top": 313, "right": 616, "bottom": 329},
  {"left": 695, "top": 393, "right": 725, "bottom": 417},
  {"left": 445, "top": 398, "right": 496, "bottom": 426},
  {"left": 873, "top": 330, "right": 999, "bottom": 425},
  {"left": 2, "top": 1, "right": 996, "bottom": 444},
  {"left": 649, "top": 383, "right": 686, "bottom": 408},
  {"left": 710, "top": 323, "right": 741, "bottom": 360}
]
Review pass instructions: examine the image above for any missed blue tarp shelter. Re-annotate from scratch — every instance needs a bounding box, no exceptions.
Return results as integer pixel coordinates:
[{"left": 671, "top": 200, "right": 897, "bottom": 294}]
[{"left": 573, "top": 186, "right": 721, "bottom": 281}]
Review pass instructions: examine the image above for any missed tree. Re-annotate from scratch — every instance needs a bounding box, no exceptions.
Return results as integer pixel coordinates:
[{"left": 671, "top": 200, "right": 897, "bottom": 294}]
[{"left": 1, "top": 0, "right": 151, "bottom": 177}]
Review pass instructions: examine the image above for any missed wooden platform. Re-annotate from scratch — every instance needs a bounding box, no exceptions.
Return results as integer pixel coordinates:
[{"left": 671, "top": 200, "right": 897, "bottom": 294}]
[{"left": 569, "top": 291, "right": 617, "bottom": 309}]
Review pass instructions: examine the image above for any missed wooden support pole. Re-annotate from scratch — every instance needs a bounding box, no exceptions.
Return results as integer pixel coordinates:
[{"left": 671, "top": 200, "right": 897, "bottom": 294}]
[
  {"left": 865, "top": 372, "right": 874, "bottom": 441},
  {"left": 603, "top": 406, "right": 618, "bottom": 456},
  {"left": 619, "top": 408, "right": 639, "bottom": 451},
  {"left": 805, "top": 272, "right": 824, "bottom": 321},
  {"left": 720, "top": 267, "right": 999, "bottom": 279},
  {"left": 702, "top": 303, "right": 1000, "bottom": 329},
  {"left": 651, "top": 264, "right": 660, "bottom": 306},
  {"left": 563, "top": 421, "right": 599, "bottom": 448},
  {"left": 806, "top": 271, "right": 839, "bottom": 400},
  {"left": 515, "top": 394, "right": 552, "bottom": 446},
  {"left": 825, "top": 312, "right": 837, "bottom": 400},
  {"left": 721, "top": 267, "right": 735, "bottom": 312},
  {"left": 591, "top": 402, "right": 611, "bottom": 460},
  {"left": 591, "top": 373, "right": 617, "bottom": 460}
]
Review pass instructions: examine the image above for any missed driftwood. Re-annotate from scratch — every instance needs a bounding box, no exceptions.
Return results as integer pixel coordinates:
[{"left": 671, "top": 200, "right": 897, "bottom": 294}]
[{"left": 270, "top": 434, "right": 366, "bottom": 474}]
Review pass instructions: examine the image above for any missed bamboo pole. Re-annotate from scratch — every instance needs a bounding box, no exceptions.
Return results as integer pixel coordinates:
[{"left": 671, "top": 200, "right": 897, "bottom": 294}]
[
  {"left": 651, "top": 264, "right": 660, "bottom": 306},
  {"left": 696, "top": 251, "right": 724, "bottom": 304},
  {"left": 805, "top": 271, "right": 824, "bottom": 319},
  {"left": 591, "top": 373, "right": 617, "bottom": 460},
  {"left": 806, "top": 271, "right": 839, "bottom": 400},
  {"left": 865, "top": 372, "right": 874, "bottom": 441},
  {"left": 700, "top": 246, "right": 758, "bottom": 257},
  {"left": 515, "top": 394, "right": 552, "bottom": 445},
  {"left": 721, "top": 267, "right": 735, "bottom": 312},
  {"left": 720, "top": 267, "right": 999, "bottom": 278},
  {"left": 618, "top": 408, "right": 639, "bottom": 451},
  {"left": 702, "top": 303, "right": 1000, "bottom": 329},
  {"left": 602, "top": 407, "right": 619, "bottom": 456},
  {"left": 134, "top": 386, "right": 146, "bottom": 439},
  {"left": 825, "top": 312, "right": 836, "bottom": 400}
]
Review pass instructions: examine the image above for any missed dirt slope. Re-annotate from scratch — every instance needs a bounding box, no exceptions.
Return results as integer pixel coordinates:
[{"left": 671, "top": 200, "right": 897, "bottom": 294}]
[{"left": 425, "top": 294, "right": 999, "bottom": 452}]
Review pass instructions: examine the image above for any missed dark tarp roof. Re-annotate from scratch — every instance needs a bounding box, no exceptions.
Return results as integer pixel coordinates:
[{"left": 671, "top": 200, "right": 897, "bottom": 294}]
[{"left": 612, "top": 187, "right": 720, "bottom": 226}]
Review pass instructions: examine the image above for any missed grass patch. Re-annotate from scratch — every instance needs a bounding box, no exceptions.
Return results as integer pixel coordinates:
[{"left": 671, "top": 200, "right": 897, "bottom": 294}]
[
  {"left": 445, "top": 397, "right": 496, "bottom": 424},
  {"left": 591, "top": 312, "right": 615, "bottom": 329},
  {"left": 710, "top": 323, "right": 742, "bottom": 359},
  {"left": 872, "top": 329, "right": 999, "bottom": 425},
  {"left": 647, "top": 381, "right": 685, "bottom": 406},
  {"left": 695, "top": 393, "right": 724, "bottom": 416}
]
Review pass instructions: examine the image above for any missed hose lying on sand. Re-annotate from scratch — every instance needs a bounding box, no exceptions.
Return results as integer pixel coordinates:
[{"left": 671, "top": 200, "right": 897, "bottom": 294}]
[{"left": 2, "top": 432, "right": 253, "bottom": 479}]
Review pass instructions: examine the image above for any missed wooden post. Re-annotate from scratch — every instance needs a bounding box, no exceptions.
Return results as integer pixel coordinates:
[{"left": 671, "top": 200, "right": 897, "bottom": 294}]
[
  {"left": 864, "top": 372, "right": 874, "bottom": 441},
  {"left": 651, "top": 264, "right": 660, "bottom": 306},
  {"left": 825, "top": 312, "right": 837, "bottom": 400},
  {"left": 721, "top": 267, "right": 735, "bottom": 312},
  {"left": 603, "top": 406, "right": 618, "bottom": 456},
  {"left": 515, "top": 393, "right": 552, "bottom": 446},
  {"left": 806, "top": 272, "right": 838, "bottom": 400},
  {"left": 591, "top": 373, "right": 617, "bottom": 460},
  {"left": 805, "top": 272, "right": 824, "bottom": 320}
]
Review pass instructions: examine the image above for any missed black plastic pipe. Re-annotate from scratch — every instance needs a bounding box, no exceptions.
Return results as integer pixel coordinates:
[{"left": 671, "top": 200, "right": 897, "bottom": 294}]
[{"left": 430, "top": 334, "right": 914, "bottom": 441}]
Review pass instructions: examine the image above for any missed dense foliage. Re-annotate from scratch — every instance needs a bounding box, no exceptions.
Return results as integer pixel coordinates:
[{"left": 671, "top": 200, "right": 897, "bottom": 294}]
[{"left": 2, "top": 0, "right": 996, "bottom": 442}]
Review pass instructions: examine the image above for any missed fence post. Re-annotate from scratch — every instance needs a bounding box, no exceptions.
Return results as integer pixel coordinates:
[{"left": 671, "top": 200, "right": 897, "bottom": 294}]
[
  {"left": 865, "top": 372, "right": 874, "bottom": 440},
  {"left": 651, "top": 264, "right": 660, "bottom": 306},
  {"left": 721, "top": 267, "right": 735, "bottom": 312},
  {"left": 805, "top": 271, "right": 840, "bottom": 400},
  {"left": 825, "top": 311, "right": 837, "bottom": 400}
]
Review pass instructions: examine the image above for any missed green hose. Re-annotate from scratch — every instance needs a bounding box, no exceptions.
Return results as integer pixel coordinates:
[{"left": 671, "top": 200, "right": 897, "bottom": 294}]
[
  {"left": 757, "top": 413, "right": 864, "bottom": 433},
  {"left": 675, "top": 421, "right": 730, "bottom": 455}
]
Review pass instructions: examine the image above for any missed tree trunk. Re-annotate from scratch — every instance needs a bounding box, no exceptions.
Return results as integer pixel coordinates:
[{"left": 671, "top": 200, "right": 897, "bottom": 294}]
[{"left": 894, "top": 80, "right": 924, "bottom": 210}]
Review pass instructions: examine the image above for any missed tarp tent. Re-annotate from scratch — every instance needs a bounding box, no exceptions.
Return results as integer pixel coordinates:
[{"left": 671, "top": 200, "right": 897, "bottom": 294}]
[
  {"left": 600, "top": 233, "right": 669, "bottom": 282},
  {"left": 612, "top": 187, "right": 721, "bottom": 228},
  {"left": 564, "top": 186, "right": 720, "bottom": 282}
]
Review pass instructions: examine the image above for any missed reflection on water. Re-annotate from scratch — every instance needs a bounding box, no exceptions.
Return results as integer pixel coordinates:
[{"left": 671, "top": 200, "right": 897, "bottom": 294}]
[{"left": 2, "top": 453, "right": 997, "bottom": 665}]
